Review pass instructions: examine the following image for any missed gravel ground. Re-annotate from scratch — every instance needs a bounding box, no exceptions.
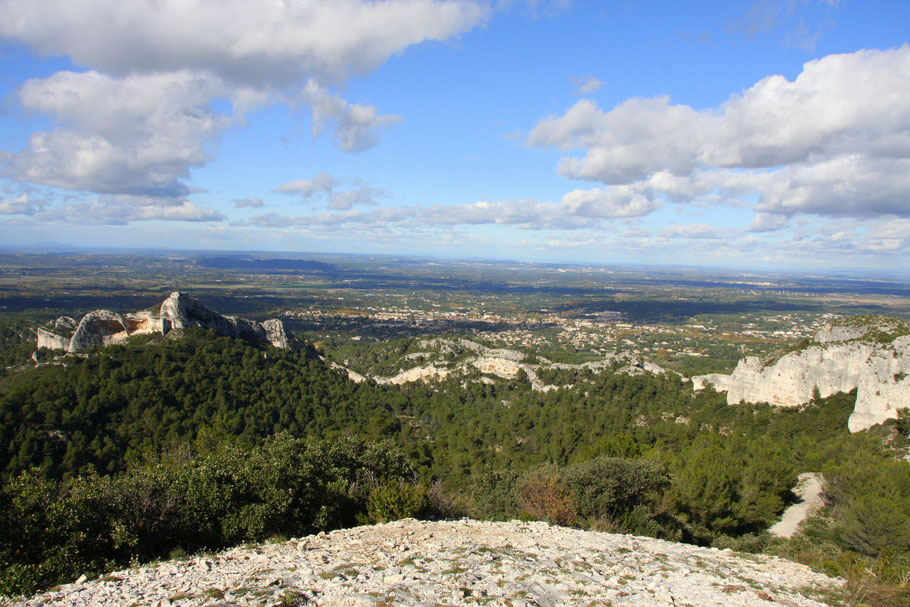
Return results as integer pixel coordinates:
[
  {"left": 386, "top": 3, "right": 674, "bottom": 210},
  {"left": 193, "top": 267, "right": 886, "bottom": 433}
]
[{"left": 9, "top": 519, "right": 841, "bottom": 607}]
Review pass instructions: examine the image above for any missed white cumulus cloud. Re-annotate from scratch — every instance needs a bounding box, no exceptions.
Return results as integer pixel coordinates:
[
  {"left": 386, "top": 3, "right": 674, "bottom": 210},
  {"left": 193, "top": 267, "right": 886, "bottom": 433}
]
[
  {"left": 275, "top": 174, "right": 389, "bottom": 210},
  {"left": 0, "top": 193, "right": 45, "bottom": 215},
  {"left": 35, "top": 198, "right": 224, "bottom": 225},
  {"left": 571, "top": 75, "right": 603, "bottom": 95},
  {"left": 561, "top": 186, "right": 662, "bottom": 218},
  {"left": 747, "top": 212, "right": 789, "bottom": 233},
  {"left": 659, "top": 223, "right": 723, "bottom": 239},
  {"left": 329, "top": 186, "right": 390, "bottom": 210},
  {"left": 7, "top": 70, "right": 230, "bottom": 199},
  {"left": 0, "top": 0, "right": 489, "bottom": 222},
  {"left": 0, "top": 0, "right": 489, "bottom": 86},
  {"left": 234, "top": 197, "right": 265, "bottom": 209},
  {"left": 529, "top": 46, "right": 910, "bottom": 220},
  {"left": 299, "top": 80, "right": 402, "bottom": 152}
]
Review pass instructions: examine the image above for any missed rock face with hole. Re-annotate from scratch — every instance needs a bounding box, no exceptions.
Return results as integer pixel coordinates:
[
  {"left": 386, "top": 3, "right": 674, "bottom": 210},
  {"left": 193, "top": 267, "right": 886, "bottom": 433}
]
[
  {"left": 36, "top": 292, "right": 294, "bottom": 353},
  {"left": 692, "top": 316, "right": 910, "bottom": 432}
]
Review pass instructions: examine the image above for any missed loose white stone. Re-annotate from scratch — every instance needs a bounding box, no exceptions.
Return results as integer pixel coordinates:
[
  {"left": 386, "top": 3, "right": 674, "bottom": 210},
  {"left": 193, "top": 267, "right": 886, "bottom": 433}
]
[{"left": 12, "top": 520, "right": 840, "bottom": 607}]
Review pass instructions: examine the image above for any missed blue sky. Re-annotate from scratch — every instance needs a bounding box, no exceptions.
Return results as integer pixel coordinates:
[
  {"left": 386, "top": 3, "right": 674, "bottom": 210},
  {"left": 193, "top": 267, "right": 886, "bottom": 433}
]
[{"left": 1, "top": 0, "right": 909, "bottom": 271}]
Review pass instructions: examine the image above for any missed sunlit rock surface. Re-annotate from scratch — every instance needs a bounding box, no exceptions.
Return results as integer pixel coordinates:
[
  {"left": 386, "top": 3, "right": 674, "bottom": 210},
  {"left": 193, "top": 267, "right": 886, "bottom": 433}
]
[
  {"left": 693, "top": 316, "right": 910, "bottom": 432},
  {"left": 11, "top": 519, "right": 838, "bottom": 607},
  {"left": 36, "top": 292, "right": 294, "bottom": 353}
]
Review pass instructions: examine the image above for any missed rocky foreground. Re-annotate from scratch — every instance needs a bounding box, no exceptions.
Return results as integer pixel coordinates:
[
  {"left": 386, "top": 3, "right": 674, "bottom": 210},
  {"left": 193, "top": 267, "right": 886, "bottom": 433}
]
[{"left": 11, "top": 519, "right": 840, "bottom": 607}]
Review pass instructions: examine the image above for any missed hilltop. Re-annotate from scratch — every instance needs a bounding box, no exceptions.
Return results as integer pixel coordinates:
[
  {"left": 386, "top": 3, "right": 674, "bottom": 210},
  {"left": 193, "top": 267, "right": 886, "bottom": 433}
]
[
  {"left": 3, "top": 296, "right": 909, "bottom": 604},
  {"left": 10, "top": 519, "right": 839, "bottom": 607}
]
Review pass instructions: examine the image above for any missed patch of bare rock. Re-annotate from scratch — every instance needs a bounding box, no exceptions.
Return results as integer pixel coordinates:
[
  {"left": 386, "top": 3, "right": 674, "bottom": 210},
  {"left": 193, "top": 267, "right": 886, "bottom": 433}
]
[{"left": 11, "top": 519, "right": 839, "bottom": 607}]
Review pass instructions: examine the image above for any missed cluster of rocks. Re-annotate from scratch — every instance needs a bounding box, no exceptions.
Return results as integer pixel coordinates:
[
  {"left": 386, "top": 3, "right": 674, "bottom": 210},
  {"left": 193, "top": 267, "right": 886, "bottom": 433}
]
[
  {"left": 36, "top": 292, "right": 294, "bottom": 354},
  {"left": 11, "top": 519, "right": 839, "bottom": 607},
  {"left": 692, "top": 316, "right": 910, "bottom": 432}
]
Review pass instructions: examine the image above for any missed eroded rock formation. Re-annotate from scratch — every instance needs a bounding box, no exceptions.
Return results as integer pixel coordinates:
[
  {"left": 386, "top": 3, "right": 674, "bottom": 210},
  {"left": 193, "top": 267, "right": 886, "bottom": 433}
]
[
  {"left": 37, "top": 292, "right": 294, "bottom": 353},
  {"left": 692, "top": 316, "right": 910, "bottom": 432}
]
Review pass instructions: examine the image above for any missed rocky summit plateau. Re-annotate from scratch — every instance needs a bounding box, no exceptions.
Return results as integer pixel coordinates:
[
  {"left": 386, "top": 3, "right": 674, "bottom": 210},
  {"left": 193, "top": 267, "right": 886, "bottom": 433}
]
[
  {"left": 36, "top": 292, "right": 293, "bottom": 354},
  {"left": 9, "top": 519, "right": 839, "bottom": 607},
  {"left": 693, "top": 315, "right": 910, "bottom": 432}
]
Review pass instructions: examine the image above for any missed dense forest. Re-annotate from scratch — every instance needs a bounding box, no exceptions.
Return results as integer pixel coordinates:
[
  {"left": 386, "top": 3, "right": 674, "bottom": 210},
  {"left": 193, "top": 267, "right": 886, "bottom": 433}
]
[{"left": 1, "top": 328, "right": 909, "bottom": 603}]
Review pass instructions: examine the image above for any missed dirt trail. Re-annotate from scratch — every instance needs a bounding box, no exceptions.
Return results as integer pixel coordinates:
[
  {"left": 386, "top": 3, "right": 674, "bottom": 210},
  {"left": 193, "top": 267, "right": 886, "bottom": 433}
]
[{"left": 770, "top": 473, "right": 825, "bottom": 538}]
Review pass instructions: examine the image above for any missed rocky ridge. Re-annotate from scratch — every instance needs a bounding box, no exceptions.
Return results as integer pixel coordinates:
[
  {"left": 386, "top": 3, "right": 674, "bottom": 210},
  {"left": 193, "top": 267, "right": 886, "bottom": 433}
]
[
  {"left": 335, "top": 337, "right": 672, "bottom": 391},
  {"left": 9, "top": 519, "right": 839, "bottom": 607},
  {"left": 692, "top": 316, "right": 910, "bottom": 432},
  {"left": 36, "top": 292, "right": 294, "bottom": 353}
]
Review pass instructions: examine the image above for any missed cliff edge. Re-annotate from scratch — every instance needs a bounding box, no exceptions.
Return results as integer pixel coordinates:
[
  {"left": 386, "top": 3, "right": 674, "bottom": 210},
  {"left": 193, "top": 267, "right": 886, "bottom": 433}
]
[{"left": 692, "top": 315, "right": 910, "bottom": 432}]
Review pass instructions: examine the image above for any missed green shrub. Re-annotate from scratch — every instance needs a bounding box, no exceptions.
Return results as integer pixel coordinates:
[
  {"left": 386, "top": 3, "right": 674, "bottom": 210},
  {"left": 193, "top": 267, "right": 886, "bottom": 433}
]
[
  {"left": 0, "top": 433, "right": 415, "bottom": 596},
  {"left": 366, "top": 481, "right": 430, "bottom": 523},
  {"left": 712, "top": 532, "right": 770, "bottom": 554},
  {"left": 0, "top": 470, "right": 112, "bottom": 595},
  {"left": 563, "top": 456, "right": 670, "bottom": 522},
  {"left": 427, "top": 481, "right": 469, "bottom": 520},
  {"left": 470, "top": 467, "right": 520, "bottom": 521},
  {"left": 668, "top": 442, "right": 742, "bottom": 540},
  {"left": 825, "top": 457, "right": 910, "bottom": 558}
]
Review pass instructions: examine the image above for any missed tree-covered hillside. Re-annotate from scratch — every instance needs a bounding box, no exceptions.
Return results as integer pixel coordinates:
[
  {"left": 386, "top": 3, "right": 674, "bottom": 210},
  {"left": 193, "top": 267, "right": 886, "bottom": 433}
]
[
  {"left": 1, "top": 329, "right": 909, "bottom": 603},
  {"left": 1, "top": 330, "right": 406, "bottom": 481}
]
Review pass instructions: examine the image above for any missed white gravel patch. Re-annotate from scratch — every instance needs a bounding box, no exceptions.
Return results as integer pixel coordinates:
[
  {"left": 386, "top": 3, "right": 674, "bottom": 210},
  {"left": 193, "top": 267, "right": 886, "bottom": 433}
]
[{"left": 11, "top": 519, "right": 841, "bottom": 607}]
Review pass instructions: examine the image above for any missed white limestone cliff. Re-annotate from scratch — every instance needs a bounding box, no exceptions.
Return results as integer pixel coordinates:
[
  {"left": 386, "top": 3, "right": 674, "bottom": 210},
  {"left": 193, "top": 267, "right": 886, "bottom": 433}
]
[
  {"left": 36, "top": 316, "right": 77, "bottom": 350},
  {"left": 36, "top": 292, "right": 294, "bottom": 353},
  {"left": 692, "top": 316, "right": 910, "bottom": 432}
]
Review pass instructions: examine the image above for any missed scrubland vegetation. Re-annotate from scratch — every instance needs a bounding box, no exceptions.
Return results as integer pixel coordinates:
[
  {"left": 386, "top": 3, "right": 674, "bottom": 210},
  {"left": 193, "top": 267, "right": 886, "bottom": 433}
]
[
  {"left": 0, "top": 329, "right": 908, "bottom": 604},
  {"left": 2, "top": 254, "right": 910, "bottom": 604}
]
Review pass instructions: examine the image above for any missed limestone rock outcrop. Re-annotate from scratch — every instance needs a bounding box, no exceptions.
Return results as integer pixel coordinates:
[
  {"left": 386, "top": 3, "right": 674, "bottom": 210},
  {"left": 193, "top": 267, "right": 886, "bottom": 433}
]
[
  {"left": 37, "top": 292, "right": 294, "bottom": 353},
  {"left": 36, "top": 316, "right": 77, "bottom": 351},
  {"left": 692, "top": 316, "right": 910, "bottom": 432}
]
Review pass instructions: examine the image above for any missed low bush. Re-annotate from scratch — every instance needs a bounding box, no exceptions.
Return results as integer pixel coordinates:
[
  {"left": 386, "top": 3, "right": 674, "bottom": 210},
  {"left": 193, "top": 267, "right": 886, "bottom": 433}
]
[
  {"left": 469, "top": 466, "right": 519, "bottom": 521},
  {"left": 365, "top": 481, "right": 430, "bottom": 523},
  {"left": 517, "top": 465, "right": 576, "bottom": 527},
  {"left": 563, "top": 457, "right": 670, "bottom": 522}
]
